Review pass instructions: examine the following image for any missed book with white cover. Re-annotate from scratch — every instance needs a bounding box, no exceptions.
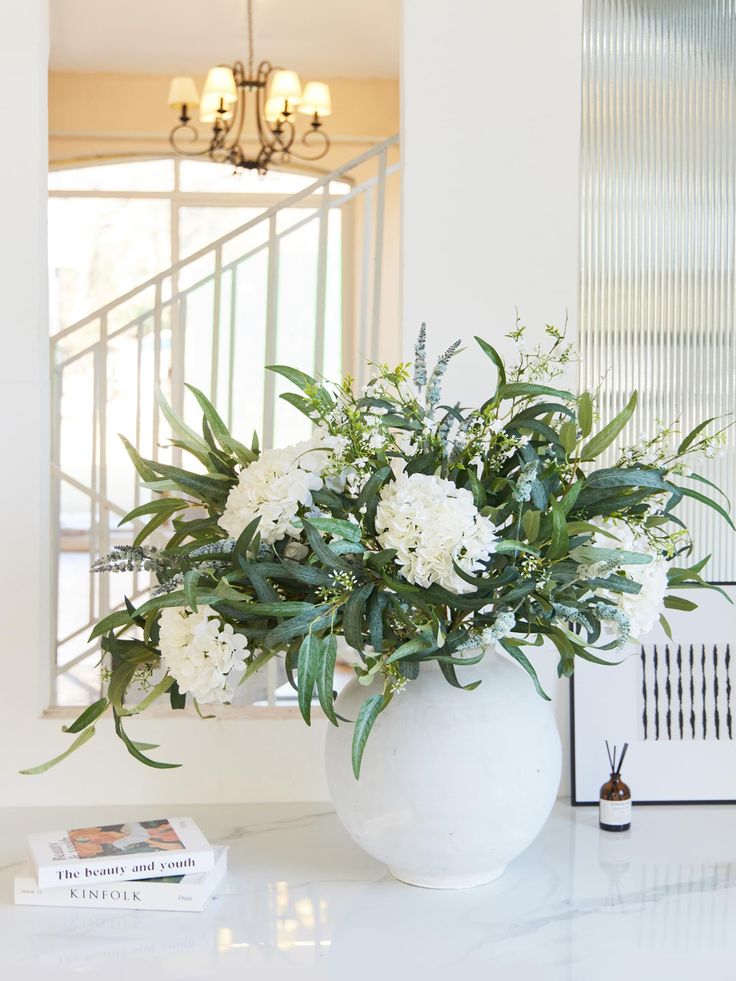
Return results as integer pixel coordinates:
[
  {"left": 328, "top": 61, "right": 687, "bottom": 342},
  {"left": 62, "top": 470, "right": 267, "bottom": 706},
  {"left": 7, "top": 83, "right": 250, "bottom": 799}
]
[
  {"left": 28, "top": 816, "right": 215, "bottom": 889},
  {"left": 15, "top": 846, "right": 227, "bottom": 912}
]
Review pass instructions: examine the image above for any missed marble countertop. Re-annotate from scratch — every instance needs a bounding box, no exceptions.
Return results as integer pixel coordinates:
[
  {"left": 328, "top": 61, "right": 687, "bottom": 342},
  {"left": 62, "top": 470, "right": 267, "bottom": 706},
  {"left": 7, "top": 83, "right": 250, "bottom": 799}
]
[{"left": 1, "top": 800, "right": 735, "bottom": 980}]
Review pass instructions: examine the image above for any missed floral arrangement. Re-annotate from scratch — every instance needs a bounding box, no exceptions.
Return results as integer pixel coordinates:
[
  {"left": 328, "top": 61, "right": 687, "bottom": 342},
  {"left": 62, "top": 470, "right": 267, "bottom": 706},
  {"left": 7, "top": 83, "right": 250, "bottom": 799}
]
[{"left": 25, "top": 323, "right": 732, "bottom": 777}]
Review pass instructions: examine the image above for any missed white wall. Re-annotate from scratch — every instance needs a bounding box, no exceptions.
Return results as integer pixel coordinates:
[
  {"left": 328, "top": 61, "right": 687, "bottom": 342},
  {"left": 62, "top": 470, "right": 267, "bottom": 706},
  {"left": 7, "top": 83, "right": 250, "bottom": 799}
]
[
  {"left": 402, "top": 0, "right": 584, "bottom": 794},
  {"left": 402, "top": 0, "right": 583, "bottom": 369},
  {"left": 0, "top": 0, "right": 52, "bottom": 804},
  {"left": 0, "top": 0, "right": 333, "bottom": 807}
]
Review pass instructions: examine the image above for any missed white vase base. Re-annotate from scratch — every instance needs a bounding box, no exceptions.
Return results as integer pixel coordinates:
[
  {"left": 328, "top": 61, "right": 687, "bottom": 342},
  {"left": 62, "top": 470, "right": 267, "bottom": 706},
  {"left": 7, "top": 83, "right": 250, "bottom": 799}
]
[{"left": 389, "top": 865, "right": 506, "bottom": 890}]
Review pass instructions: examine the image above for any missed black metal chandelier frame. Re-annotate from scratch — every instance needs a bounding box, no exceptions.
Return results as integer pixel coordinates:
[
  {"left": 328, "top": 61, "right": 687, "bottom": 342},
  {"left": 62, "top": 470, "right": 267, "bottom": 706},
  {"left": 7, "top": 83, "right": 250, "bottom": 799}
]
[
  {"left": 168, "top": 1, "right": 330, "bottom": 174},
  {"left": 169, "top": 60, "right": 329, "bottom": 174}
]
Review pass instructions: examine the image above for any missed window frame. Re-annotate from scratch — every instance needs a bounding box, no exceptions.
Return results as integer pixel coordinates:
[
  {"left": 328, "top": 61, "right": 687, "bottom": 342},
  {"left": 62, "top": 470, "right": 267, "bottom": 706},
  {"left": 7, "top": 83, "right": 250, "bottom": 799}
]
[{"left": 49, "top": 156, "right": 352, "bottom": 329}]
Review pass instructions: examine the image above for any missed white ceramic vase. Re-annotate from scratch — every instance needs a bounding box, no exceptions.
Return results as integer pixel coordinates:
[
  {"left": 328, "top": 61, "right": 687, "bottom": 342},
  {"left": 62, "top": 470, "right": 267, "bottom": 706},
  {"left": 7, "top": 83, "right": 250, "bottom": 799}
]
[{"left": 325, "top": 649, "right": 561, "bottom": 889}]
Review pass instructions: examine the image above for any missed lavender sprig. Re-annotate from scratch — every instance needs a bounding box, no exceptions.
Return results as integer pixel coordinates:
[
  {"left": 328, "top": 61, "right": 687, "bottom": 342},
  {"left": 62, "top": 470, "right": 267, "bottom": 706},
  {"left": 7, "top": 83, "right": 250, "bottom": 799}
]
[
  {"left": 513, "top": 459, "right": 539, "bottom": 503},
  {"left": 152, "top": 574, "right": 184, "bottom": 596},
  {"left": 426, "top": 339, "right": 462, "bottom": 409},
  {"left": 438, "top": 403, "right": 461, "bottom": 452},
  {"left": 90, "top": 544, "right": 177, "bottom": 575},
  {"left": 553, "top": 603, "right": 593, "bottom": 634},
  {"left": 413, "top": 323, "right": 427, "bottom": 389},
  {"left": 188, "top": 539, "right": 235, "bottom": 557},
  {"left": 594, "top": 602, "right": 631, "bottom": 647}
]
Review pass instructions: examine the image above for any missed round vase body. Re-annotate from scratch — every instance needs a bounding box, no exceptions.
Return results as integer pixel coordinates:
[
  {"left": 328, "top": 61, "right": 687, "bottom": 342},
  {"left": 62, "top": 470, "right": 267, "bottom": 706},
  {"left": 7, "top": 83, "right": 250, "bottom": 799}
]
[{"left": 325, "top": 650, "right": 561, "bottom": 889}]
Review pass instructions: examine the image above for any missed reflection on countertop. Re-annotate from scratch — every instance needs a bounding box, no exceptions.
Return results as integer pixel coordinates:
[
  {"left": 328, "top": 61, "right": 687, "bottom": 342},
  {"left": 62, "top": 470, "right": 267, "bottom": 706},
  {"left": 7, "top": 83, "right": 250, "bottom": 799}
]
[{"left": 1, "top": 800, "right": 736, "bottom": 980}]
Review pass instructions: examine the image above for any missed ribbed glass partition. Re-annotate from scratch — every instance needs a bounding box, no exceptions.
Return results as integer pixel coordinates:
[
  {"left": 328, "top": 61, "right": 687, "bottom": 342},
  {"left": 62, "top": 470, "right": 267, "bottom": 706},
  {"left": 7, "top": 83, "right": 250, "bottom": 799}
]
[{"left": 580, "top": 0, "right": 736, "bottom": 580}]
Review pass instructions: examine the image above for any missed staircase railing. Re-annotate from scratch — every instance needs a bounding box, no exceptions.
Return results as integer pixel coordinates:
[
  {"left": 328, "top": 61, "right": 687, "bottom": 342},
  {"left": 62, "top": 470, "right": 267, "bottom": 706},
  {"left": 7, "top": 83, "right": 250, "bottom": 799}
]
[{"left": 50, "top": 135, "right": 400, "bottom": 704}]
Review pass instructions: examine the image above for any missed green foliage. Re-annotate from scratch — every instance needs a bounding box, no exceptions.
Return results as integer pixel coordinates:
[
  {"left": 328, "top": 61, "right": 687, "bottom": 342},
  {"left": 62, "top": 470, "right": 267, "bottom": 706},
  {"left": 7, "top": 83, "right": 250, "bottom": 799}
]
[
  {"left": 577, "top": 392, "right": 594, "bottom": 437},
  {"left": 352, "top": 692, "right": 388, "bottom": 778},
  {"left": 580, "top": 391, "right": 638, "bottom": 460},
  {"left": 28, "top": 320, "right": 733, "bottom": 781}
]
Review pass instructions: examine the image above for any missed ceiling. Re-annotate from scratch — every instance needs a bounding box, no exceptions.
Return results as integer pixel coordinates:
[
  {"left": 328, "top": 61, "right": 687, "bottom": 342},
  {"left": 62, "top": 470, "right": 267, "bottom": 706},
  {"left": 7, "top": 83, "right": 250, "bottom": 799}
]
[{"left": 49, "top": 0, "right": 400, "bottom": 78}]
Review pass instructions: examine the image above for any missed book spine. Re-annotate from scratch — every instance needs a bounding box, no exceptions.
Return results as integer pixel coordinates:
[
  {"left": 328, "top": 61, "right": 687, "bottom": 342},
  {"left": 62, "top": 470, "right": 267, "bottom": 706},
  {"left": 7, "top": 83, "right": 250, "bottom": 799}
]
[
  {"left": 14, "top": 877, "right": 207, "bottom": 912},
  {"left": 34, "top": 848, "right": 215, "bottom": 889}
]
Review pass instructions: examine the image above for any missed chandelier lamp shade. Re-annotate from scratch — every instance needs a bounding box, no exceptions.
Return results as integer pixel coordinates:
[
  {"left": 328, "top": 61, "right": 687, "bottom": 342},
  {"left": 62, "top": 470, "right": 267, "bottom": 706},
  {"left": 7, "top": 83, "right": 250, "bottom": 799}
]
[{"left": 166, "top": 0, "right": 332, "bottom": 173}]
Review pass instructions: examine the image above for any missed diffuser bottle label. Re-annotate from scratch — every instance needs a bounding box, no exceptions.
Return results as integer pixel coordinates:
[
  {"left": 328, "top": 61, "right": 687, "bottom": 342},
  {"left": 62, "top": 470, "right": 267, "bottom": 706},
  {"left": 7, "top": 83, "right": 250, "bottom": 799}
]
[{"left": 599, "top": 799, "right": 631, "bottom": 825}]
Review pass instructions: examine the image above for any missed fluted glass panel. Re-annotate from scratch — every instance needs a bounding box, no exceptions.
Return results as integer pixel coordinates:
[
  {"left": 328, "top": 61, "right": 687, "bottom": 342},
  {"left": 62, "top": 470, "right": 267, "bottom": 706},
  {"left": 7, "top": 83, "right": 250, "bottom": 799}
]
[{"left": 580, "top": 0, "right": 736, "bottom": 580}]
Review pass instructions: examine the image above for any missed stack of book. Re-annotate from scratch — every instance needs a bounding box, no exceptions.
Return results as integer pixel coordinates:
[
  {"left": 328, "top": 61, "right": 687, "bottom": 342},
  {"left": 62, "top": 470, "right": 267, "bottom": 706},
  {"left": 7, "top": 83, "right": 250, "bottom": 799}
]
[{"left": 14, "top": 816, "right": 226, "bottom": 912}]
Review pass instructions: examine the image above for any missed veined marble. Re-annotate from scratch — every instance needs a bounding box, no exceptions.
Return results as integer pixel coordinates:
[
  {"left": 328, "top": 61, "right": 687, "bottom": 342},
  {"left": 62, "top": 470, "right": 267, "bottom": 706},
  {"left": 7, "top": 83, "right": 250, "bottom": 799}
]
[{"left": 1, "top": 801, "right": 735, "bottom": 980}]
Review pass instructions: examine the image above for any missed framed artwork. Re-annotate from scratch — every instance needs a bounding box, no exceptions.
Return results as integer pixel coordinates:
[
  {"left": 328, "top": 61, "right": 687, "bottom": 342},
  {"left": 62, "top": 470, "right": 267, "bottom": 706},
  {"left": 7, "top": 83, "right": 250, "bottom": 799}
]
[{"left": 571, "top": 586, "right": 736, "bottom": 805}]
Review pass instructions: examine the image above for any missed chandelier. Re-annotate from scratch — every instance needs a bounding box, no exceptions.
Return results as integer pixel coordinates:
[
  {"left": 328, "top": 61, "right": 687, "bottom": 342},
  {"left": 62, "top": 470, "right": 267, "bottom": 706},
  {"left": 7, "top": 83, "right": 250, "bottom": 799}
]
[{"left": 166, "top": 0, "right": 332, "bottom": 174}]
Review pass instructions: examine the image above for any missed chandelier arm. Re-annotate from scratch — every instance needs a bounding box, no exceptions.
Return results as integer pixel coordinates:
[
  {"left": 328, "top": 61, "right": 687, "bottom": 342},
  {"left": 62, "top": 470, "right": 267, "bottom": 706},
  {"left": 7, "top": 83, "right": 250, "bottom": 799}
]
[
  {"left": 254, "top": 63, "right": 296, "bottom": 159},
  {"left": 168, "top": 122, "right": 213, "bottom": 158},
  {"left": 225, "top": 81, "right": 248, "bottom": 162},
  {"left": 257, "top": 144, "right": 274, "bottom": 174},
  {"left": 271, "top": 119, "right": 296, "bottom": 153},
  {"left": 208, "top": 115, "right": 234, "bottom": 164},
  {"left": 284, "top": 127, "right": 331, "bottom": 163},
  {"left": 217, "top": 108, "right": 235, "bottom": 144}
]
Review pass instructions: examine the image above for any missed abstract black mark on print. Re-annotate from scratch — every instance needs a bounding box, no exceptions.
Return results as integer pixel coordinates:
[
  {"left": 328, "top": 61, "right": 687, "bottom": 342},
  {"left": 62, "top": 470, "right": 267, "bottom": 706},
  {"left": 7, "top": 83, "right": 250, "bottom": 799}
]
[{"left": 640, "top": 645, "right": 733, "bottom": 741}]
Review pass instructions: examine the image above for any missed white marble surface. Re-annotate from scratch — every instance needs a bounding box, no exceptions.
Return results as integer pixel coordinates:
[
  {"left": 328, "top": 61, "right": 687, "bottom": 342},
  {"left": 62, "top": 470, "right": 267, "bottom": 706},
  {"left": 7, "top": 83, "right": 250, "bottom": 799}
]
[{"left": 1, "top": 800, "right": 735, "bottom": 979}]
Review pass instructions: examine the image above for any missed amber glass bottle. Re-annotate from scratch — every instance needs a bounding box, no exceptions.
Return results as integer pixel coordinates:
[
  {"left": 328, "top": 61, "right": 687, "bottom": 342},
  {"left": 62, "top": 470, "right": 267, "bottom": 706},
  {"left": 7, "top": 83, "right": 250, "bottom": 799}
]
[
  {"left": 599, "top": 772, "right": 631, "bottom": 832},
  {"left": 599, "top": 741, "right": 631, "bottom": 832}
]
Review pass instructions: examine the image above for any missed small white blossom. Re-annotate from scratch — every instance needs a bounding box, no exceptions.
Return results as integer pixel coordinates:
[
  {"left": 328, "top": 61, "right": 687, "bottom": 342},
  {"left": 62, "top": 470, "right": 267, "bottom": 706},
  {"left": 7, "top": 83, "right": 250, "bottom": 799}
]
[{"left": 367, "top": 431, "right": 387, "bottom": 449}]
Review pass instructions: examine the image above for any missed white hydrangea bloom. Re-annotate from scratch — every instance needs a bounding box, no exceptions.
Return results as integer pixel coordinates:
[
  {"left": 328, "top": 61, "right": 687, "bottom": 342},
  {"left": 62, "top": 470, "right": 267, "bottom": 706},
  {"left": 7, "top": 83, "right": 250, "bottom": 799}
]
[
  {"left": 375, "top": 472, "right": 498, "bottom": 594},
  {"left": 159, "top": 605, "right": 248, "bottom": 704},
  {"left": 592, "top": 517, "right": 668, "bottom": 639},
  {"left": 218, "top": 431, "right": 337, "bottom": 544}
]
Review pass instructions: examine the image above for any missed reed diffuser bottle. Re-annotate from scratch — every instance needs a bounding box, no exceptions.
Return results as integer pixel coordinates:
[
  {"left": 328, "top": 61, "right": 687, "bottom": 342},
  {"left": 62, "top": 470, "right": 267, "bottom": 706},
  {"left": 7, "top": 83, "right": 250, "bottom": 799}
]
[{"left": 599, "top": 741, "right": 631, "bottom": 832}]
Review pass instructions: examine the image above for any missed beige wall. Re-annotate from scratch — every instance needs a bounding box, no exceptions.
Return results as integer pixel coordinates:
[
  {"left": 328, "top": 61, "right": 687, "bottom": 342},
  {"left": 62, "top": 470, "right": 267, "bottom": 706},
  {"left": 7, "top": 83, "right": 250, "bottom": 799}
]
[{"left": 49, "top": 72, "right": 398, "bottom": 172}]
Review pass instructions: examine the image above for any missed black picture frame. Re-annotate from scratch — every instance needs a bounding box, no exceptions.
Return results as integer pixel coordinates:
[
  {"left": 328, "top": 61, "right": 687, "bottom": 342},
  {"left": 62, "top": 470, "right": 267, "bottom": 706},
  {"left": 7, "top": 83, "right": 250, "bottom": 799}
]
[{"left": 570, "top": 584, "right": 736, "bottom": 806}]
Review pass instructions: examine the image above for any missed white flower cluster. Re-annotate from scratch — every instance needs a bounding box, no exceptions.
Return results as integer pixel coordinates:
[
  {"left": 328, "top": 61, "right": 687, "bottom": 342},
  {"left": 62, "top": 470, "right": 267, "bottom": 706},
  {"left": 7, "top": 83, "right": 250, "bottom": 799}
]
[
  {"left": 219, "top": 432, "right": 338, "bottom": 544},
  {"left": 506, "top": 322, "right": 576, "bottom": 382},
  {"left": 621, "top": 427, "right": 674, "bottom": 468},
  {"left": 375, "top": 471, "right": 498, "bottom": 594},
  {"left": 159, "top": 605, "right": 248, "bottom": 703},
  {"left": 621, "top": 425, "right": 727, "bottom": 474},
  {"left": 701, "top": 432, "right": 728, "bottom": 460},
  {"left": 364, "top": 371, "right": 420, "bottom": 407},
  {"left": 592, "top": 518, "right": 668, "bottom": 639},
  {"left": 445, "top": 412, "right": 525, "bottom": 474}
]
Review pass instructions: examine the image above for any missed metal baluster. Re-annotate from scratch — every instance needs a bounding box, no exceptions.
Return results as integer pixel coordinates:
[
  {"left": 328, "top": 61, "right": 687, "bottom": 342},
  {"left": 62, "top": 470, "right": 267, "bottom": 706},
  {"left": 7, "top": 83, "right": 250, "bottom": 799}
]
[
  {"left": 227, "top": 263, "right": 238, "bottom": 429},
  {"left": 211, "top": 245, "right": 223, "bottom": 402},
  {"left": 370, "top": 149, "right": 387, "bottom": 365},
  {"left": 314, "top": 188, "right": 331, "bottom": 383},
  {"left": 262, "top": 214, "right": 280, "bottom": 449},
  {"left": 49, "top": 354, "right": 63, "bottom": 702},
  {"left": 358, "top": 186, "right": 374, "bottom": 387},
  {"left": 97, "top": 314, "right": 110, "bottom": 621}
]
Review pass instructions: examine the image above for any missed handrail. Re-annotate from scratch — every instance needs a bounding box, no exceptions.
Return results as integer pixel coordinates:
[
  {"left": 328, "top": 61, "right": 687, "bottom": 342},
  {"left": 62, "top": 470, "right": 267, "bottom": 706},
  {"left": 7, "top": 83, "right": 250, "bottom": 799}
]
[{"left": 51, "top": 135, "right": 399, "bottom": 345}]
